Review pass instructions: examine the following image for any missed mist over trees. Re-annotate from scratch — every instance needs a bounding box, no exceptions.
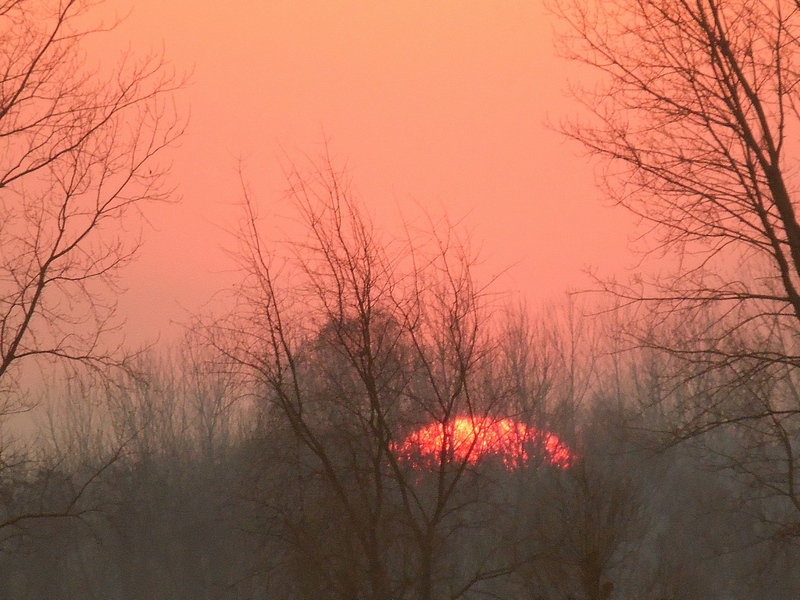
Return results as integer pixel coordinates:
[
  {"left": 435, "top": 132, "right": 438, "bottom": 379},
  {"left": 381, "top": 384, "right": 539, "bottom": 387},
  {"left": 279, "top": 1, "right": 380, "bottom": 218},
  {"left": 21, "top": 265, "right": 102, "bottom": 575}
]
[
  {"left": 6, "top": 158, "right": 799, "bottom": 599},
  {"left": 3, "top": 0, "right": 800, "bottom": 599}
]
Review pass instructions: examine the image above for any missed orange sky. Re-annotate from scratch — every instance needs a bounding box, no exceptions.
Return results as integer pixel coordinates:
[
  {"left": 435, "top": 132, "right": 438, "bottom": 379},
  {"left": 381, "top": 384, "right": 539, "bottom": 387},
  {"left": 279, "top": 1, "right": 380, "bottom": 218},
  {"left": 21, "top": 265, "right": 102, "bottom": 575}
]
[{"left": 101, "top": 0, "right": 637, "bottom": 344}]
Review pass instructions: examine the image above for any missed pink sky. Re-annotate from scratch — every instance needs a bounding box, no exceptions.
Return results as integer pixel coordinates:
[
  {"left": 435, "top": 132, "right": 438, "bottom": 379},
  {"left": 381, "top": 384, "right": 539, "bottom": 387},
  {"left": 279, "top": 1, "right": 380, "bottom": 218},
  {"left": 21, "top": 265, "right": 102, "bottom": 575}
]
[{"left": 101, "top": 0, "right": 637, "bottom": 344}]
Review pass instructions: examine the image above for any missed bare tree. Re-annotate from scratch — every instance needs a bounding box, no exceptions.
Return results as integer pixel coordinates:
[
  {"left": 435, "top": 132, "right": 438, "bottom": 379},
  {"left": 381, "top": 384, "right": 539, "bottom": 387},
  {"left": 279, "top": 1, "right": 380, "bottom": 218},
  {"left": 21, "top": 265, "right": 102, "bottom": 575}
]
[
  {"left": 553, "top": 0, "right": 800, "bottom": 536},
  {"left": 0, "top": 0, "right": 184, "bottom": 404},
  {"left": 199, "top": 158, "right": 543, "bottom": 600},
  {"left": 0, "top": 0, "right": 183, "bottom": 537}
]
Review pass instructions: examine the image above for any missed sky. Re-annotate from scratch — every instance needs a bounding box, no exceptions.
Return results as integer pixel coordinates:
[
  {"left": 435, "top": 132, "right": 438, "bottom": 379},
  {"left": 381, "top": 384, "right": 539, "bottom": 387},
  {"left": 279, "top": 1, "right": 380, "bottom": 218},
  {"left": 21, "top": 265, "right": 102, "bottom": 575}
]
[{"left": 99, "top": 0, "right": 638, "bottom": 345}]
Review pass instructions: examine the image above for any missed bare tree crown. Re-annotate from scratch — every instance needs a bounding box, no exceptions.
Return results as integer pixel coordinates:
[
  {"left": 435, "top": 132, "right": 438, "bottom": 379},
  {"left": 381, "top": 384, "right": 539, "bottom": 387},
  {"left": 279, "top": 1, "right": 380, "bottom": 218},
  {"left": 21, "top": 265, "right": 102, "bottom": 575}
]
[
  {"left": 554, "top": 0, "right": 800, "bottom": 536},
  {"left": 0, "top": 0, "right": 185, "bottom": 400}
]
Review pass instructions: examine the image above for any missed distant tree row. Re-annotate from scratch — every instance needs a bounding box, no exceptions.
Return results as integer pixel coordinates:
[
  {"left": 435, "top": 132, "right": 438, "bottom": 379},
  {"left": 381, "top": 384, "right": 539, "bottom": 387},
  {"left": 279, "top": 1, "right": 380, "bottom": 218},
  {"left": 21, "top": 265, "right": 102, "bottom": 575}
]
[{"left": 2, "top": 285, "right": 797, "bottom": 599}]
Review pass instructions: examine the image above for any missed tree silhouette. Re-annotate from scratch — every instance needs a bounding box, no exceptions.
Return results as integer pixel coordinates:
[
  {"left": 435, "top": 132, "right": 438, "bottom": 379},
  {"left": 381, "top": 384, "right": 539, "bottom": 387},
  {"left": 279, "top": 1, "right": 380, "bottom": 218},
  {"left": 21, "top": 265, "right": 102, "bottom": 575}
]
[
  {"left": 0, "top": 0, "right": 183, "bottom": 535},
  {"left": 553, "top": 0, "right": 800, "bottom": 538}
]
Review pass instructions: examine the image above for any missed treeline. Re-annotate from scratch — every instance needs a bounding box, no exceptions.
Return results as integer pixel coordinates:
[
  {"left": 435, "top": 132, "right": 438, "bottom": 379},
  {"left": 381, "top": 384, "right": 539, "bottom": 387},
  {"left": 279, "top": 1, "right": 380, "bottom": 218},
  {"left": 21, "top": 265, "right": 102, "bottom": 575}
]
[{"left": 0, "top": 278, "right": 800, "bottom": 600}]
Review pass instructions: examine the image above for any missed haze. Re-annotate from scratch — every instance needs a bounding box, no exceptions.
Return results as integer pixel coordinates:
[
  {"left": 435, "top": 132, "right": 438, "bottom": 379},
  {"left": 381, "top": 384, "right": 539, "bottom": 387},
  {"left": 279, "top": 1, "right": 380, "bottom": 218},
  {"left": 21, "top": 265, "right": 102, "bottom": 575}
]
[{"left": 6, "top": 1, "right": 800, "bottom": 597}]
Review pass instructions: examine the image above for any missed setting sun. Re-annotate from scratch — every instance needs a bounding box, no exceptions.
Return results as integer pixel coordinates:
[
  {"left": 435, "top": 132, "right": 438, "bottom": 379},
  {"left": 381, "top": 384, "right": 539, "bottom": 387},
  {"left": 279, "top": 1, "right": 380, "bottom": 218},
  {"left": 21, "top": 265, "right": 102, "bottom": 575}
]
[{"left": 393, "top": 417, "right": 575, "bottom": 469}]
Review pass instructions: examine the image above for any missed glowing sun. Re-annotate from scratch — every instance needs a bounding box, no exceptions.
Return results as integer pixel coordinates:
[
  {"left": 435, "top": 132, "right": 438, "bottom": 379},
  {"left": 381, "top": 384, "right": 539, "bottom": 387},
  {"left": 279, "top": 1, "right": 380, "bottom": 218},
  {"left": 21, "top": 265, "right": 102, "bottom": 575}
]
[{"left": 393, "top": 417, "right": 575, "bottom": 469}]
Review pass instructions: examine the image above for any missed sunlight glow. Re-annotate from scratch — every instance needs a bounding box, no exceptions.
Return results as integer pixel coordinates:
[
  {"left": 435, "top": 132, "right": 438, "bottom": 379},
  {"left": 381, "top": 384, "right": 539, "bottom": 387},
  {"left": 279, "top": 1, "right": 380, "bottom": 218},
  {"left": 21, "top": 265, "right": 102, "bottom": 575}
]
[{"left": 393, "top": 417, "right": 575, "bottom": 469}]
